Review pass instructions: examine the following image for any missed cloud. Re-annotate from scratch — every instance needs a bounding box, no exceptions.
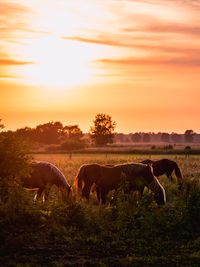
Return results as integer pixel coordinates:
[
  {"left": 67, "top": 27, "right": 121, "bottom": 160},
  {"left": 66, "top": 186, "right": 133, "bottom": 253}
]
[
  {"left": 62, "top": 35, "right": 128, "bottom": 47},
  {"left": 114, "top": 0, "right": 200, "bottom": 8},
  {"left": 96, "top": 56, "right": 200, "bottom": 67},
  {"left": 0, "top": 59, "right": 34, "bottom": 65},
  {"left": 0, "top": 1, "right": 46, "bottom": 40},
  {"left": 0, "top": 2, "right": 29, "bottom": 15},
  {"left": 122, "top": 23, "right": 200, "bottom": 36},
  {"left": 62, "top": 34, "right": 200, "bottom": 57}
]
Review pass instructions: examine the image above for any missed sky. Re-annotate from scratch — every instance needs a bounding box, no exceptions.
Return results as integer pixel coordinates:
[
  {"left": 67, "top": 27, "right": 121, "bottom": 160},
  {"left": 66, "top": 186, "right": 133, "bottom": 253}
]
[{"left": 0, "top": 0, "right": 200, "bottom": 134}]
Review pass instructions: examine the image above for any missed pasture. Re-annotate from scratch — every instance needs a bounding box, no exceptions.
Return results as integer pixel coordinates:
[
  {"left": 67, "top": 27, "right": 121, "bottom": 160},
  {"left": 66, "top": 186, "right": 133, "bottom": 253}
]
[{"left": 1, "top": 153, "right": 200, "bottom": 266}]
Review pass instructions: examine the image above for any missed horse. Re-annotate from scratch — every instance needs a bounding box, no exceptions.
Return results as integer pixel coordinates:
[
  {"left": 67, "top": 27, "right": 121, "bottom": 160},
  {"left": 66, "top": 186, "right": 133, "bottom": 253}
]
[
  {"left": 141, "top": 158, "right": 182, "bottom": 186},
  {"left": 20, "top": 161, "right": 72, "bottom": 202},
  {"left": 74, "top": 163, "right": 166, "bottom": 205}
]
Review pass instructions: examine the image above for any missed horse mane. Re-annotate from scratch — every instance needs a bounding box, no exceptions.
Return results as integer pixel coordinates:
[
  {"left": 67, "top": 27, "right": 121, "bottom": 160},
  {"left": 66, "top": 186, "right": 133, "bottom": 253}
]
[
  {"left": 120, "top": 162, "right": 149, "bottom": 176},
  {"left": 148, "top": 176, "right": 166, "bottom": 205},
  {"left": 121, "top": 162, "right": 166, "bottom": 205},
  {"left": 49, "top": 162, "right": 71, "bottom": 188}
]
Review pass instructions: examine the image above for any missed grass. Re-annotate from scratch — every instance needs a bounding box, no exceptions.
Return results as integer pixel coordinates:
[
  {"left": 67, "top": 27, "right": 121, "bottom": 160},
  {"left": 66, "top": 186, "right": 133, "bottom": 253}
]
[{"left": 1, "top": 153, "right": 200, "bottom": 266}]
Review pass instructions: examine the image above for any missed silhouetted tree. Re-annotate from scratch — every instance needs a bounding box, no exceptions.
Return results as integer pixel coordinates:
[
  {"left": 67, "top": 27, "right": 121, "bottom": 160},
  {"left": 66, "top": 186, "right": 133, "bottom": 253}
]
[
  {"left": 114, "top": 133, "right": 126, "bottom": 143},
  {"left": 89, "top": 113, "right": 116, "bottom": 146},
  {"left": 143, "top": 133, "right": 151, "bottom": 143},
  {"left": 15, "top": 127, "right": 35, "bottom": 142},
  {"left": 35, "top": 121, "right": 63, "bottom": 144},
  {"left": 0, "top": 133, "right": 31, "bottom": 202},
  {"left": 184, "top": 130, "right": 195, "bottom": 143},
  {"left": 62, "top": 125, "right": 83, "bottom": 141},
  {"left": 161, "top": 133, "right": 170, "bottom": 142},
  {"left": 0, "top": 119, "right": 4, "bottom": 131},
  {"left": 171, "top": 133, "right": 182, "bottom": 143},
  {"left": 132, "top": 133, "right": 142, "bottom": 142}
]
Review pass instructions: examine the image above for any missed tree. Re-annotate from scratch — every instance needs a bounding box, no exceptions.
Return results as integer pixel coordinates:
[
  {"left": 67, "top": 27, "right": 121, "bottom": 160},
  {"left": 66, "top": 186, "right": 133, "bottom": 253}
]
[
  {"left": 0, "top": 119, "right": 4, "bottom": 131},
  {"left": 89, "top": 113, "right": 116, "bottom": 146},
  {"left": 161, "top": 133, "right": 170, "bottom": 142},
  {"left": 62, "top": 125, "right": 83, "bottom": 141},
  {"left": 184, "top": 130, "right": 195, "bottom": 143},
  {"left": 171, "top": 133, "right": 182, "bottom": 143},
  {"left": 143, "top": 133, "right": 151, "bottom": 143},
  {"left": 15, "top": 127, "right": 35, "bottom": 142},
  {"left": 35, "top": 121, "right": 63, "bottom": 144},
  {"left": 0, "top": 133, "right": 31, "bottom": 202},
  {"left": 131, "top": 133, "right": 142, "bottom": 142}
]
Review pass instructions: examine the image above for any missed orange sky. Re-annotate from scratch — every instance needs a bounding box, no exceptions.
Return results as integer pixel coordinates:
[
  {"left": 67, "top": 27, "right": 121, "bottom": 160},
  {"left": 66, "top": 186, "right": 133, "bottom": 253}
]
[{"left": 0, "top": 0, "right": 200, "bottom": 133}]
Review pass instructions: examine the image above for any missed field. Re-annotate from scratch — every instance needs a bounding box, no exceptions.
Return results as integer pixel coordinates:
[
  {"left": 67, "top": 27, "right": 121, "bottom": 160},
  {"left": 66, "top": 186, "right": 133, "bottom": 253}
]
[{"left": 1, "top": 153, "right": 200, "bottom": 266}]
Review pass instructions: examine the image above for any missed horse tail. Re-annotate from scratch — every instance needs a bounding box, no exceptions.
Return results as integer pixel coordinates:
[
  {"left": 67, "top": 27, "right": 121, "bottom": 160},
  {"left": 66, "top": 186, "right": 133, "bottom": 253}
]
[{"left": 74, "top": 165, "right": 86, "bottom": 193}]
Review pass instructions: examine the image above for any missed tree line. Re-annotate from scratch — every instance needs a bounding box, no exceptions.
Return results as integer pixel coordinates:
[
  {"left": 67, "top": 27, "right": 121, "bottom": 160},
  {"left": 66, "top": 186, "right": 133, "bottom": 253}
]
[
  {"left": 0, "top": 114, "right": 116, "bottom": 148},
  {"left": 0, "top": 117, "right": 198, "bottom": 149},
  {"left": 117, "top": 130, "right": 197, "bottom": 143}
]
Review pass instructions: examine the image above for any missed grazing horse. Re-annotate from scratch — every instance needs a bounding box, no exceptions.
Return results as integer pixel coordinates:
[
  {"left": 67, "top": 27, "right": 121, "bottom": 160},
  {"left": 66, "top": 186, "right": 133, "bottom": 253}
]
[
  {"left": 141, "top": 159, "right": 182, "bottom": 186},
  {"left": 21, "top": 161, "right": 72, "bottom": 202},
  {"left": 74, "top": 163, "right": 166, "bottom": 205}
]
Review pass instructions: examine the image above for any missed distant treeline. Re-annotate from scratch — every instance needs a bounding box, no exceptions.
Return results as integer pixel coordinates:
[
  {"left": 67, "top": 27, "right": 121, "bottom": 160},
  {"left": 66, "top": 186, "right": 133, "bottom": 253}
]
[
  {"left": 0, "top": 121, "right": 87, "bottom": 151},
  {"left": 0, "top": 120, "right": 199, "bottom": 147},
  {"left": 115, "top": 130, "right": 199, "bottom": 143}
]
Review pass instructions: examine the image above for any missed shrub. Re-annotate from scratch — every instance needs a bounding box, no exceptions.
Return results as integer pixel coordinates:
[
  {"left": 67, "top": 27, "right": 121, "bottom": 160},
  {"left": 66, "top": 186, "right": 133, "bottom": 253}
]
[
  {"left": 60, "top": 139, "right": 86, "bottom": 151},
  {"left": 0, "top": 134, "right": 31, "bottom": 202}
]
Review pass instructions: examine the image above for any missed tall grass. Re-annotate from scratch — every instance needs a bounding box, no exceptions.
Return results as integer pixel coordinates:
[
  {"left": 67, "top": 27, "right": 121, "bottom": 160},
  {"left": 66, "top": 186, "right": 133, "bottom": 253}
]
[{"left": 1, "top": 154, "right": 200, "bottom": 266}]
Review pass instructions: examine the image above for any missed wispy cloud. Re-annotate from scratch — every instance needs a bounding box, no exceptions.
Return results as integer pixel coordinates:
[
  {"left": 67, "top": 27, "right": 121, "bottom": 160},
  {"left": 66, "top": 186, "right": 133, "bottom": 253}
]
[
  {"left": 122, "top": 23, "right": 200, "bottom": 36},
  {"left": 97, "top": 56, "right": 200, "bottom": 67},
  {"left": 0, "top": 59, "right": 34, "bottom": 65},
  {"left": 62, "top": 34, "right": 200, "bottom": 58},
  {"left": 62, "top": 36, "right": 123, "bottom": 47}
]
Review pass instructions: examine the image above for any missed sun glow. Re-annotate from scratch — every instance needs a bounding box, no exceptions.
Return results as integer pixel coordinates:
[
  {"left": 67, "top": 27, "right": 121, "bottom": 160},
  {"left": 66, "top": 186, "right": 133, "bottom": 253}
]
[{"left": 20, "top": 37, "right": 95, "bottom": 87}]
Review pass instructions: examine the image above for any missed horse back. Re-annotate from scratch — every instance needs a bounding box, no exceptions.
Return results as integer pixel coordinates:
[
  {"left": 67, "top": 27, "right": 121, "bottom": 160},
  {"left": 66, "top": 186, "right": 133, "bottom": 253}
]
[
  {"left": 152, "top": 159, "right": 176, "bottom": 176},
  {"left": 96, "top": 165, "right": 123, "bottom": 190}
]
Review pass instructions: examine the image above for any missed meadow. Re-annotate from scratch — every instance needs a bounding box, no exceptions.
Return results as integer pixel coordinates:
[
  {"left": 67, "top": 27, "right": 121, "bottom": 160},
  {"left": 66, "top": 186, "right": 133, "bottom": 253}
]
[{"left": 1, "top": 153, "right": 200, "bottom": 266}]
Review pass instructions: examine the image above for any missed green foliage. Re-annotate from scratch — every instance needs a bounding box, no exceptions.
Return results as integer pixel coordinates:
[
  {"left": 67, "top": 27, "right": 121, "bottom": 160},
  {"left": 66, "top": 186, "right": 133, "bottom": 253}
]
[
  {"left": 1, "top": 154, "right": 200, "bottom": 266},
  {"left": 0, "top": 134, "right": 31, "bottom": 180},
  {"left": 0, "top": 134, "right": 31, "bottom": 203}
]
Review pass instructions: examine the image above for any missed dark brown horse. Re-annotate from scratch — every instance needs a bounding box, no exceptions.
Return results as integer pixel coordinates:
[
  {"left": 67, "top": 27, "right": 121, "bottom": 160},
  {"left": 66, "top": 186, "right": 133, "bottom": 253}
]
[
  {"left": 21, "top": 161, "right": 72, "bottom": 202},
  {"left": 74, "top": 163, "right": 166, "bottom": 205},
  {"left": 141, "top": 159, "right": 182, "bottom": 186}
]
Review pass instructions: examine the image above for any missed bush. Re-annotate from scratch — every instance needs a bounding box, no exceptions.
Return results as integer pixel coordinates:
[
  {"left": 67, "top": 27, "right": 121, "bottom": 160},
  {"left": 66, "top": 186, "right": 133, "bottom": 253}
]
[
  {"left": 60, "top": 139, "right": 86, "bottom": 151},
  {"left": 0, "top": 134, "right": 31, "bottom": 202}
]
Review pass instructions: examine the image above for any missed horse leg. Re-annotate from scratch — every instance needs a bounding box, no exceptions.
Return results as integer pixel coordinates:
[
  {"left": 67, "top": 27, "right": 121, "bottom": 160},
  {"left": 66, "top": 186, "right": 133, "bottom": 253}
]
[
  {"left": 166, "top": 172, "right": 173, "bottom": 182},
  {"left": 34, "top": 187, "right": 44, "bottom": 201},
  {"left": 138, "top": 186, "right": 144, "bottom": 197},
  {"left": 82, "top": 185, "right": 91, "bottom": 201},
  {"left": 43, "top": 186, "right": 51, "bottom": 203},
  {"left": 100, "top": 189, "right": 108, "bottom": 205}
]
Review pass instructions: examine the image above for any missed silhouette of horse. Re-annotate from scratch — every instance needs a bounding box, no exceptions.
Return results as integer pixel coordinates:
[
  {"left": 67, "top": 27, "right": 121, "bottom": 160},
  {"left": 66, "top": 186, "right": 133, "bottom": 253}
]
[
  {"left": 21, "top": 161, "right": 72, "bottom": 202},
  {"left": 74, "top": 163, "right": 166, "bottom": 205},
  {"left": 141, "top": 159, "right": 182, "bottom": 186}
]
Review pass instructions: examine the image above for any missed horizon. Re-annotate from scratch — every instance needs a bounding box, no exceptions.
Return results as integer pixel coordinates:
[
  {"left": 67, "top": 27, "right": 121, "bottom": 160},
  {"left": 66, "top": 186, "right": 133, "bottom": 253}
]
[
  {"left": 1, "top": 0, "right": 200, "bottom": 133},
  {"left": 1, "top": 119, "right": 197, "bottom": 135}
]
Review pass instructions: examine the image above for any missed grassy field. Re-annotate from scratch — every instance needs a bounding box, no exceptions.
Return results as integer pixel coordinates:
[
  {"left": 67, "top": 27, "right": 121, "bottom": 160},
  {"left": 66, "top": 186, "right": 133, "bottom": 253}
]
[{"left": 1, "top": 153, "right": 200, "bottom": 266}]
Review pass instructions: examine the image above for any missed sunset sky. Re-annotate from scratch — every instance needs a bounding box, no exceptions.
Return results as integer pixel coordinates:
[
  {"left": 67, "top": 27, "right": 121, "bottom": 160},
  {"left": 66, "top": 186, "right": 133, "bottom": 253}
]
[{"left": 1, "top": 0, "right": 200, "bottom": 133}]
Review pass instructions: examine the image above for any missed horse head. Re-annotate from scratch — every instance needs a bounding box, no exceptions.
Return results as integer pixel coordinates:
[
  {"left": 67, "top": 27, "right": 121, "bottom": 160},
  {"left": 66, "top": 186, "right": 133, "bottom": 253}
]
[{"left": 145, "top": 164, "right": 166, "bottom": 205}]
